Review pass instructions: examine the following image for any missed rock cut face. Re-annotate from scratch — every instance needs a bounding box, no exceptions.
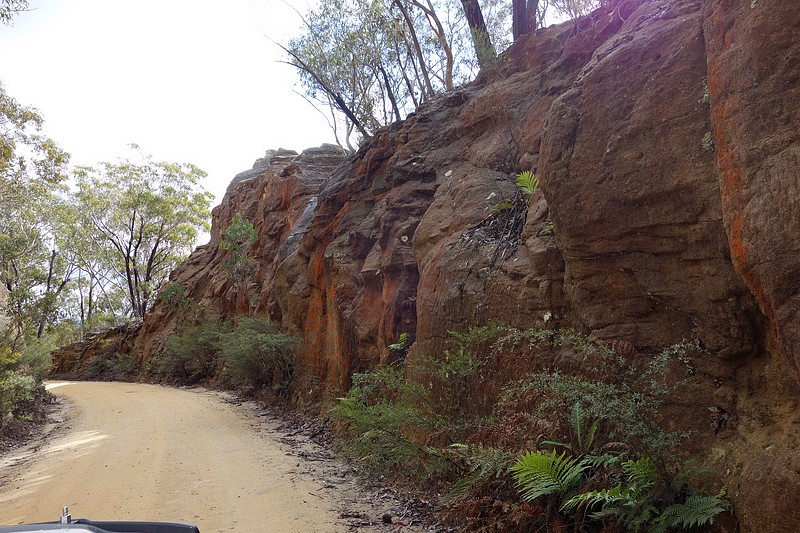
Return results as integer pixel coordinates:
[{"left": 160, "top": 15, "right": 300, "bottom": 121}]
[
  {"left": 120, "top": 0, "right": 800, "bottom": 528},
  {"left": 704, "top": 0, "right": 800, "bottom": 379}
]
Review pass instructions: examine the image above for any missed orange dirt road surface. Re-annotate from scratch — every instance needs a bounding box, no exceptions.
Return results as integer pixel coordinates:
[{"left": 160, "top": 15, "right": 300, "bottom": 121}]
[{"left": 0, "top": 381, "right": 362, "bottom": 532}]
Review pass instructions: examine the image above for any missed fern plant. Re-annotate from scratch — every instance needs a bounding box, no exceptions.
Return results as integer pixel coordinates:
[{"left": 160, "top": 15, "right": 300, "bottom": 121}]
[
  {"left": 440, "top": 444, "right": 515, "bottom": 504},
  {"left": 511, "top": 449, "right": 590, "bottom": 502},
  {"left": 540, "top": 402, "right": 600, "bottom": 456},
  {"left": 652, "top": 493, "right": 730, "bottom": 532},
  {"left": 515, "top": 170, "right": 539, "bottom": 196},
  {"left": 561, "top": 455, "right": 729, "bottom": 532},
  {"left": 562, "top": 456, "right": 659, "bottom": 529}
]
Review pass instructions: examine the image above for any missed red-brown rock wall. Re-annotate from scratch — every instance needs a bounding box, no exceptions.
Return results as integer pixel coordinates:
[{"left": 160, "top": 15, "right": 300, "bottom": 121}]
[
  {"left": 539, "top": 0, "right": 760, "bottom": 357},
  {"left": 94, "top": 1, "right": 800, "bottom": 528},
  {"left": 704, "top": 0, "right": 800, "bottom": 377}
]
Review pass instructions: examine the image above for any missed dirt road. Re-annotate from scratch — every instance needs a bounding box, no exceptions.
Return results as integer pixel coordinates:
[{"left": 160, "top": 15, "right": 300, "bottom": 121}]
[{"left": 0, "top": 382, "right": 405, "bottom": 532}]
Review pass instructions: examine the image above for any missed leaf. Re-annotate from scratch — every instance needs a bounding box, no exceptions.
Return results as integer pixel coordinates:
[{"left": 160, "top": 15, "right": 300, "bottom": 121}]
[
  {"left": 515, "top": 171, "right": 539, "bottom": 196},
  {"left": 443, "top": 445, "right": 513, "bottom": 504},
  {"left": 511, "top": 450, "right": 589, "bottom": 502},
  {"left": 655, "top": 494, "right": 729, "bottom": 530}
]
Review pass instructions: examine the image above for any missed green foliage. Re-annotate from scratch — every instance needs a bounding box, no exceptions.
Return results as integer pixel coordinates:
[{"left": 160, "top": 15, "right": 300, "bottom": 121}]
[
  {"left": 217, "top": 317, "right": 296, "bottom": 393},
  {"left": 159, "top": 283, "right": 197, "bottom": 328},
  {"left": 540, "top": 402, "right": 600, "bottom": 456},
  {"left": 701, "top": 131, "right": 715, "bottom": 151},
  {"left": 160, "top": 283, "right": 191, "bottom": 313},
  {"left": 561, "top": 456, "right": 659, "bottom": 527},
  {"left": 1, "top": 82, "right": 71, "bottom": 343},
  {"left": 332, "top": 365, "right": 446, "bottom": 480},
  {"left": 73, "top": 146, "right": 213, "bottom": 319},
  {"left": 515, "top": 170, "right": 539, "bottom": 197},
  {"left": 0, "top": 344, "right": 43, "bottom": 432},
  {"left": 220, "top": 213, "right": 257, "bottom": 311},
  {"left": 330, "top": 325, "right": 724, "bottom": 531},
  {"left": 157, "top": 321, "right": 230, "bottom": 384},
  {"left": 653, "top": 494, "right": 730, "bottom": 532},
  {"left": 221, "top": 213, "right": 256, "bottom": 256},
  {"left": 440, "top": 444, "right": 515, "bottom": 504},
  {"left": 286, "top": 0, "right": 503, "bottom": 149},
  {"left": 0, "top": 368, "right": 36, "bottom": 422},
  {"left": 388, "top": 332, "right": 409, "bottom": 353},
  {"left": 156, "top": 317, "right": 297, "bottom": 395},
  {"left": 19, "top": 328, "right": 76, "bottom": 378},
  {"left": 498, "top": 334, "right": 689, "bottom": 459},
  {"left": 540, "top": 222, "right": 555, "bottom": 236},
  {"left": 558, "top": 456, "right": 729, "bottom": 532},
  {"left": 511, "top": 449, "right": 590, "bottom": 502}
]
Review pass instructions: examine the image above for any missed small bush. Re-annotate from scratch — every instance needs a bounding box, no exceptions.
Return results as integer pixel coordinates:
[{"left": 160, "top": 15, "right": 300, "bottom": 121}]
[
  {"left": 19, "top": 336, "right": 57, "bottom": 378},
  {"left": 156, "top": 321, "right": 231, "bottom": 384},
  {"left": 156, "top": 316, "right": 298, "bottom": 395},
  {"left": 0, "top": 369, "right": 36, "bottom": 424},
  {"left": 332, "top": 365, "right": 449, "bottom": 481},
  {"left": 217, "top": 317, "right": 296, "bottom": 393},
  {"left": 0, "top": 345, "right": 49, "bottom": 435}
]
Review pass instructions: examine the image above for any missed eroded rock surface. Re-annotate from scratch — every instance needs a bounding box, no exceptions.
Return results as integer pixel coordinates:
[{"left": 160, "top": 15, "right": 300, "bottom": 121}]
[{"left": 56, "top": 0, "right": 800, "bottom": 528}]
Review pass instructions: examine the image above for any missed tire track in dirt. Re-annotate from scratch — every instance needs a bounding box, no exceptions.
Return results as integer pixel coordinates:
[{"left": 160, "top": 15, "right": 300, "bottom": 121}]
[{"left": 0, "top": 381, "right": 422, "bottom": 532}]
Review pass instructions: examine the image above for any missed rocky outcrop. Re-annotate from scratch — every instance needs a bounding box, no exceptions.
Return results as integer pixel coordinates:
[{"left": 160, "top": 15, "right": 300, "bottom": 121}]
[
  {"left": 131, "top": 145, "right": 346, "bottom": 369},
  {"left": 50, "top": 322, "right": 142, "bottom": 380},
  {"left": 64, "top": 0, "right": 799, "bottom": 529},
  {"left": 704, "top": 0, "right": 800, "bottom": 378}
]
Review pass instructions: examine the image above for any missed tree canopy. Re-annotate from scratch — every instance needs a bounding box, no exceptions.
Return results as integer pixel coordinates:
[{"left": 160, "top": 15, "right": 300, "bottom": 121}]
[
  {"left": 1, "top": 81, "right": 214, "bottom": 349},
  {"left": 73, "top": 149, "right": 213, "bottom": 321},
  {"left": 0, "top": 0, "right": 28, "bottom": 25},
  {"left": 0, "top": 81, "right": 70, "bottom": 345},
  {"left": 284, "top": 0, "right": 604, "bottom": 149}
]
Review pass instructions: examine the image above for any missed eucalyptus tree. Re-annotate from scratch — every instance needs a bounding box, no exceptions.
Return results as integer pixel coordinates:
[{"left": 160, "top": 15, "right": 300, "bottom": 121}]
[
  {"left": 0, "top": 82, "right": 70, "bottom": 345},
  {"left": 74, "top": 149, "right": 213, "bottom": 320},
  {"left": 550, "top": 0, "right": 602, "bottom": 20},
  {"left": 0, "top": 0, "right": 27, "bottom": 25},
  {"left": 285, "top": 0, "right": 605, "bottom": 148},
  {"left": 286, "top": 0, "right": 495, "bottom": 149}
]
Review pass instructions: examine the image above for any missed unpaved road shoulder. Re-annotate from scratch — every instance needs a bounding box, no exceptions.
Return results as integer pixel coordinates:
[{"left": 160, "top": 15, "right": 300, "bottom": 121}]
[{"left": 0, "top": 381, "right": 421, "bottom": 532}]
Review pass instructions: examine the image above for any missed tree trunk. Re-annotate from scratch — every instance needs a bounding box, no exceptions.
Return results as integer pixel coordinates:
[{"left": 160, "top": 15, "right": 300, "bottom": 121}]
[
  {"left": 513, "top": 0, "right": 539, "bottom": 40},
  {"left": 459, "top": 0, "right": 497, "bottom": 69},
  {"left": 36, "top": 248, "right": 57, "bottom": 338}
]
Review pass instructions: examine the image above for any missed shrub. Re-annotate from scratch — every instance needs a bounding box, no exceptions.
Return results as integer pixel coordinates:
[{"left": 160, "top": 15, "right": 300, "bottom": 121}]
[
  {"left": 19, "top": 338, "right": 55, "bottom": 378},
  {"left": 156, "top": 316, "right": 298, "bottom": 395},
  {"left": 217, "top": 317, "right": 296, "bottom": 393},
  {"left": 0, "top": 369, "right": 36, "bottom": 424},
  {"left": 0, "top": 345, "right": 48, "bottom": 435},
  {"left": 331, "top": 364, "right": 450, "bottom": 481},
  {"left": 160, "top": 283, "right": 191, "bottom": 313},
  {"left": 330, "top": 325, "right": 722, "bottom": 531},
  {"left": 156, "top": 321, "right": 231, "bottom": 383}
]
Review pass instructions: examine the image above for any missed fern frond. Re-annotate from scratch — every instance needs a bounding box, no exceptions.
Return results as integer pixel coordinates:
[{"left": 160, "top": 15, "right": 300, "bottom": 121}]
[
  {"left": 515, "top": 171, "right": 539, "bottom": 195},
  {"left": 582, "top": 453, "right": 622, "bottom": 469},
  {"left": 442, "top": 445, "right": 513, "bottom": 504},
  {"left": 654, "top": 494, "right": 729, "bottom": 530},
  {"left": 492, "top": 201, "right": 514, "bottom": 211},
  {"left": 511, "top": 450, "right": 588, "bottom": 502},
  {"left": 622, "top": 456, "right": 657, "bottom": 492},
  {"left": 562, "top": 484, "right": 630, "bottom": 512}
]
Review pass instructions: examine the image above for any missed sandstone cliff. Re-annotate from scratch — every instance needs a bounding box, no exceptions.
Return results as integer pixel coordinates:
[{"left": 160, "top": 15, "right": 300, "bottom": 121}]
[{"left": 57, "top": 0, "right": 799, "bottom": 529}]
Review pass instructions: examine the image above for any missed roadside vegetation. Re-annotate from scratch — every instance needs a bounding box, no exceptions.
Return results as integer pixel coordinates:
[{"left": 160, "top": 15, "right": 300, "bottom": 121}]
[
  {"left": 153, "top": 315, "right": 297, "bottom": 400},
  {"left": 329, "top": 324, "right": 730, "bottom": 531}
]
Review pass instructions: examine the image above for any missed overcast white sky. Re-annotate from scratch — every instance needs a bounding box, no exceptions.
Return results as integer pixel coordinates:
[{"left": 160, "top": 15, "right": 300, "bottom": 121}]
[{"left": 0, "top": 0, "right": 334, "bottom": 204}]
